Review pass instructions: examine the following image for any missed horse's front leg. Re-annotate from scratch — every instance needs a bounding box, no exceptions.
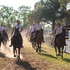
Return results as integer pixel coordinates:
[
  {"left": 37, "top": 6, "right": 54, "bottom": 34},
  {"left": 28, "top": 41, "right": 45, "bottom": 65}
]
[
  {"left": 13, "top": 47, "right": 16, "bottom": 57},
  {"left": 55, "top": 46, "right": 57, "bottom": 56},
  {"left": 39, "top": 43, "right": 41, "bottom": 53},
  {"left": 0, "top": 42, "right": 1, "bottom": 52},
  {"left": 62, "top": 47, "right": 63, "bottom": 58},
  {"left": 18, "top": 48, "right": 20, "bottom": 60},
  {"left": 58, "top": 47, "right": 60, "bottom": 56},
  {"left": 36, "top": 44, "right": 38, "bottom": 52}
]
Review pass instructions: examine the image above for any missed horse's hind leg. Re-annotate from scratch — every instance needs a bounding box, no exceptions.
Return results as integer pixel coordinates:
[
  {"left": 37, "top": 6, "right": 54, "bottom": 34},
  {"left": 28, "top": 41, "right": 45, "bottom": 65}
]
[{"left": 55, "top": 46, "right": 57, "bottom": 56}]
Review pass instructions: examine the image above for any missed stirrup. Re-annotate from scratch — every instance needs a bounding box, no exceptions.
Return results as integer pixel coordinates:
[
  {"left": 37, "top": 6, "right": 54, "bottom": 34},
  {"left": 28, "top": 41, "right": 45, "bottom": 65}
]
[
  {"left": 64, "top": 44, "right": 67, "bottom": 46},
  {"left": 21, "top": 46, "right": 24, "bottom": 48},
  {"left": 43, "top": 41, "right": 45, "bottom": 42},
  {"left": 9, "top": 45, "right": 12, "bottom": 47}
]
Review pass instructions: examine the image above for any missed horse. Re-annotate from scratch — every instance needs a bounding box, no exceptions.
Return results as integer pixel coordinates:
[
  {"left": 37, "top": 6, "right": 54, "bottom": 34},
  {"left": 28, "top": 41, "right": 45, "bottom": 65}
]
[
  {"left": 12, "top": 28, "right": 22, "bottom": 60},
  {"left": 0, "top": 33, "right": 3, "bottom": 51},
  {"left": 54, "top": 28, "right": 66, "bottom": 58},
  {"left": 2, "top": 29, "right": 8, "bottom": 46},
  {"left": 34, "top": 29, "right": 43, "bottom": 53}
]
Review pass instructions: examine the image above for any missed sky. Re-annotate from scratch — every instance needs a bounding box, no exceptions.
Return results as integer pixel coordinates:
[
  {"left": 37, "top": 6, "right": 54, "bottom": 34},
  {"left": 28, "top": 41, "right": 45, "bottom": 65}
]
[{"left": 0, "top": 0, "right": 40, "bottom": 10}]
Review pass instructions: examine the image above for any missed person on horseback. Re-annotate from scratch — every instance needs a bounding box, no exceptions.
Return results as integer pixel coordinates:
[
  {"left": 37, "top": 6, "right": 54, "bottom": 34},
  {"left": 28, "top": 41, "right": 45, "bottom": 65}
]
[
  {"left": 2, "top": 25, "right": 9, "bottom": 41},
  {"left": 29, "top": 23, "right": 35, "bottom": 42},
  {"left": 9, "top": 20, "right": 23, "bottom": 48},
  {"left": 2, "top": 25, "right": 8, "bottom": 32},
  {"left": 33, "top": 20, "right": 45, "bottom": 42},
  {"left": 54, "top": 23, "right": 66, "bottom": 46}
]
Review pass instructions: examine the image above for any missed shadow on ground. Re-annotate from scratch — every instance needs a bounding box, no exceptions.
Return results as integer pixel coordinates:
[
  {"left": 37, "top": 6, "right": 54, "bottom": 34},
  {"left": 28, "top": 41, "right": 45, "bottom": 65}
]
[
  {"left": 41, "top": 50, "right": 47, "bottom": 53},
  {"left": 62, "top": 58, "right": 70, "bottom": 63},
  {"left": 40, "top": 53, "right": 58, "bottom": 59},
  {"left": 0, "top": 52, "right": 6, "bottom": 58},
  {"left": 16, "top": 60, "right": 37, "bottom": 70}
]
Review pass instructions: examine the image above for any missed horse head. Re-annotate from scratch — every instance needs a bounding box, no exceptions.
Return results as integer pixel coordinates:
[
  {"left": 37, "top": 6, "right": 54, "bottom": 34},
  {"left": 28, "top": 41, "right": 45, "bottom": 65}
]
[
  {"left": 14, "top": 27, "right": 20, "bottom": 36},
  {"left": 2, "top": 29, "right": 6, "bottom": 35}
]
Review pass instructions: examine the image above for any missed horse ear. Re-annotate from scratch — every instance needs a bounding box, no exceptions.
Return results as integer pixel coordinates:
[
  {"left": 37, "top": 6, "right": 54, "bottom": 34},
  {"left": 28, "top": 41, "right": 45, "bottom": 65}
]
[{"left": 18, "top": 27, "right": 19, "bottom": 29}]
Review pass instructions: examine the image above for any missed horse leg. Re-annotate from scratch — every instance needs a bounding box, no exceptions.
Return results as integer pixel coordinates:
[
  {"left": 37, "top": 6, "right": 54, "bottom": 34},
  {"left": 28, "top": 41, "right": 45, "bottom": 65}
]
[
  {"left": 36, "top": 44, "right": 38, "bottom": 52},
  {"left": 13, "top": 47, "right": 16, "bottom": 57},
  {"left": 55, "top": 46, "right": 57, "bottom": 56},
  {"left": 38, "top": 44, "right": 39, "bottom": 52},
  {"left": 0, "top": 42, "right": 1, "bottom": 51},
  {"left": 16, "top": 49, "right": 17, "bottom": 57},
  {"left": 39, "top": 44, "right": 41, "bottom": 53},
  {"left": 62, "top": 47, "right": 63, "bottom": 58},
  {"left": 18, "top": 48, "right": 20, "bottom": 60},
  {"left": 58, "top": 47, "right": 60, "bottom": 56}
]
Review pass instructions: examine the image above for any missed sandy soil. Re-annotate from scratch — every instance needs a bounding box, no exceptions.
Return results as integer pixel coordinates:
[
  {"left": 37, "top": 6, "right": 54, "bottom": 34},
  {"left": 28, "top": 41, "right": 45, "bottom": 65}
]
[{"left": 0, "top": 32, "right": 68, "bottom": 70}]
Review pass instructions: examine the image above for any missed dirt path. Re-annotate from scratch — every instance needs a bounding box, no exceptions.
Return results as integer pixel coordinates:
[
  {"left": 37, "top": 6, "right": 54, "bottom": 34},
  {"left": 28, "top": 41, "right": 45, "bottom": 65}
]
[{"left": 0, "top": 33, "right": 68, "bottom": 70}]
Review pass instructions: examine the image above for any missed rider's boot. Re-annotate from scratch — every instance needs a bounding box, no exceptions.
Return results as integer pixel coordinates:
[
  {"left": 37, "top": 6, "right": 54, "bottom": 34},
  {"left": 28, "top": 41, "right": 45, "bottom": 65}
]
[
  {"left": 9, "top": 40, "right": 12, "bottom": 47},
  {"left": 64, "top": 41, "right": 67, "bottom": 46},
  {"left": 21, "top": 46, "right": 24, "bottom": 48},
  {"left": 29, "top": 39, "right": 31, "bottom": 42},
  {"left": 43, "top": 41, "right": 45, "bottom": 42},
  {"left": 21, "top": 40, "right": 24, "bottom": 48},
  {"left": 64, "top": 37, "right": 67, "bottom": 46}
]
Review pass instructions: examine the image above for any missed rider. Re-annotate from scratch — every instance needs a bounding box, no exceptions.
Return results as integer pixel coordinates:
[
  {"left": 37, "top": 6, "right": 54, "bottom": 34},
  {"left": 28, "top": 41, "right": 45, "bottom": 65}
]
[
  {"left": 9, "top": 20, "right": 23, "bottom": 48},
  {"left": 54, "top": 23, "right": 66, "bottom": 46},
  {"left": 29, "top": 23, "right": 35, "bottom": 42},
  {"left": 33, "top": 20, "right": 45, "bottom": 42},
  {"left": 2, "top": 25, "right": 8, "bottom": 32},
  {"left": 2, "top": 25, "right": 8, "bottom": 40}
]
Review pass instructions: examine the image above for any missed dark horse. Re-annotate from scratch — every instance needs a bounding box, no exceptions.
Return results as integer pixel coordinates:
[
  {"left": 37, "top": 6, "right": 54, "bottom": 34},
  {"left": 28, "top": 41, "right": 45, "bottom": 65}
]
[
  {"left": 55, "top": 28, "right": 66, "bottom": 58},
  {"left": 2, "top": 30, "right": 8, "bottom": 46},
  {"left": 0, "top": 33, "right": 3, "bottom": 51},
  {"left": 12, "top": 28, "right": 22, "bottom": 60},
  {"left": 34, "top": 29, "right": 43, "bottom": 53}
]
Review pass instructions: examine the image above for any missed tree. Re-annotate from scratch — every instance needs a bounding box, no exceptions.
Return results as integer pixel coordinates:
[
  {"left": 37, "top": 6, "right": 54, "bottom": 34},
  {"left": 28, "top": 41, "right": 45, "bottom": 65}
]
[
  {"left": 58, "top": 0, "right": 70, "bottom": 25},
  {"left": 0, "top": 5, "right": 14, "bottom": 26},
  {"left": 40, "top": 0, "right": 60, "bottom": 31},
  {"left": 18, "top": 5, "right": 31, "bottom": 26}
]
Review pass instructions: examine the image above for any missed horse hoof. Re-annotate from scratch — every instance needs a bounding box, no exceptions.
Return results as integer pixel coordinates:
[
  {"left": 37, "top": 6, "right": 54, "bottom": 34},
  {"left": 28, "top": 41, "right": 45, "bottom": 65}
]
[
  {"left": 17, "top": 56, "right": 20, "bottom": 60},
  {"left": 57, "top": 54, "right": 60, "bottom": 56},
  {"left": 39, "top": 50, "right": 41, "bottom": 53},
  {"left": 14, "top": 55, "right": 16, "bottom": 57},
  {"left": 62, "top": 56, "right": 63, "bottom": 58},
  {"left": 36, "top": 49, "right": 38, "bottom": 52}
]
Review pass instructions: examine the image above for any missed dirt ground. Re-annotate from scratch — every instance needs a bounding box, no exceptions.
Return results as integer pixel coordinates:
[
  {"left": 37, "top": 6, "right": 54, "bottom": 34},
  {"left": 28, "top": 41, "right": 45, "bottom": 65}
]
[{"left": 0, "top": 32, "right": 69, "bottom": 70}]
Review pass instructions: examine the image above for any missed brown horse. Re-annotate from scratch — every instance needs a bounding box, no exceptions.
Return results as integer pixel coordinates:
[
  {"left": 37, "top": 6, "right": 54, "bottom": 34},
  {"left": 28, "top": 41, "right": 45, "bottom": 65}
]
[
  {"left": 55, "top": 28, "right": 66, "bottom": 58},
  {"left": 34, "top": 29, "right": 43, "bottom": 53}
]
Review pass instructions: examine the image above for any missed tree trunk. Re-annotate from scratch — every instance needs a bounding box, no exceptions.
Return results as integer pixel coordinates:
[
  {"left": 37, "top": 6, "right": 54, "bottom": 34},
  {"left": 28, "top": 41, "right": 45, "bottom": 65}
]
[{"left": 52, "top": 19, "right": 55, "bottom": 31}]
